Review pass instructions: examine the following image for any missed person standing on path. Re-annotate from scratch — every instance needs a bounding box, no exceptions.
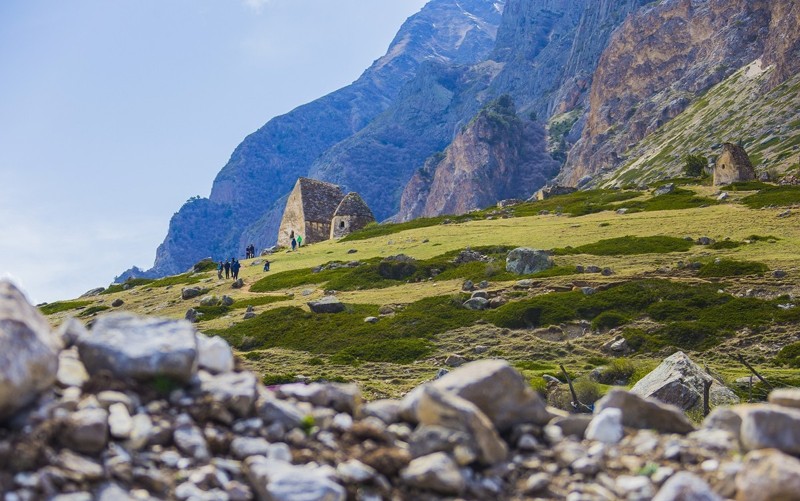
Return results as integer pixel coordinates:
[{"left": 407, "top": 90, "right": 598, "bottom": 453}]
[
  {"left": 224, "top": 259, "right": 231, "bottom": 279},
  {"left": 291, "top": 237, "right": 297, "bottom": 252},
  {"left": 297, "top": 235, "right": 303, "bottom": 248},
  {"left": 232, "top": 259, "right": 241, "bottom": 280},
  {"left": 217, "top": 261, "right": 223, "bottom": 279}
]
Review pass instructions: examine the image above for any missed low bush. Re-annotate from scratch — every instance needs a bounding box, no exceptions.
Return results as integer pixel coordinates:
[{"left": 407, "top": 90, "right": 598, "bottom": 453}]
[
  {"left": 709, "top": 240, "right": 742, "bottom": 250},
  {"left": 721, "top": 181, "right": 773, "bottom": 191},
  {"left": 150, "top": 273, "right": 203, "bottom": 288},
  {"left": 194, "top": 305, "right": 231, "bottom": 322},
  {"left": 102, "top": 278, "right": 155, "bottom": 295},
  {"left": 193, "top": 258, "right": 219, "bottom": 273},
  {"left": 697, "top": 259, "right": 769, "bottom": 277},
  {"left": 602, "top": 358, "right": 637, "bottom": 384},
  {"left": 741, "top": 185, "right": 800, "bottom": 208},
  {"left": 262, "top": 374, "right": 298, "bottom": 386},
  {"left": 623, "top": 189, "right": 716, "bottom": 212},
  {"left": 555, "top": 235, "right": 693, "bottom": 256},
  {"left": 776, "top": 342, "right": 800, "bottom": 368},
  {"left": 39, "top": 300, "right": 92, "bottom": 315},
  {"left": 513, "top": 189, "right": 641, "bottom": 217},
  {"left": 78, "top": 305, "right": 110, "bottom": 317},
  {"left": 591, "top": 311, "right": 630, "bottom": 331}
]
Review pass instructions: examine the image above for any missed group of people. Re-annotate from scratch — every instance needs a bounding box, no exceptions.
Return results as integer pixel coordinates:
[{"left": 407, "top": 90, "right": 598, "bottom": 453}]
[
  {"left": 290, "top": 231, "right": 303, "bottom": 251},
  {"left": 245, "top": 244, "right": 257, "bottom": 259},
  {"left": 217, "top": 258, "right": 241, "bottom": 280}
]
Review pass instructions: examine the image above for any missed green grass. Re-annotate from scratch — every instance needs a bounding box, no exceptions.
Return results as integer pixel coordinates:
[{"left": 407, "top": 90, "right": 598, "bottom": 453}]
[
  {"left": 194, "top": 305, "right": 231, "bottom": 322},
  {"left": 555, "top": 236, "right": 694, "bottom": 256},
  {"left": 78, "top": 305, "right": 110, "bottom": 317},
  {"left": 231, "top": 295, "right": 291, "bottom": 309},
  {"left": 39, "top": 300, "right": 92, "bottom": 315},
  {"left": 741, "top": 185, "right": 800, "bottom": 208},
  {"left": 150, "top": 273, "right": 204, "bottom": 288},
  {"left": 708, "top": 240, "right": 743, "bottom": 250},
  {"left": 776, "top": 342, "right": 800, "bottom": 368},
  {"left": 102, "top": 278, "right": 155, "bottom": 295},
  {"left": 622, "top": 189, "right": 716, "bottom": 212},
  {"left": 697, "top": 259, "right": 769, "bottom": 277},
  {"left": 721, "top": 181, "right": 772, "bottom": 191},
  {"left": 512, "top": 190, "right": 641, "bottom": 217}
]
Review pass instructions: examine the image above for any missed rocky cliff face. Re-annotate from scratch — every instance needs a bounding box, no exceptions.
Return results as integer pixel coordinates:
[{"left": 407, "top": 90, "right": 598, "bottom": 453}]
[
  {"left": 134, "top": 0, "right": 505, "bottom": 278},
  {"left": 398, "top": 96, "right": 558, "bottom": 220},
  {"left": 558, "top": 0, "right": 796, "bottom": 186}
]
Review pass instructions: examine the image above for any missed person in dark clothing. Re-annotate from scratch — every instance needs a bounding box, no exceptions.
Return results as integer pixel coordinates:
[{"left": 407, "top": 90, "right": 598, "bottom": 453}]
[
  {"left": 224, "top": 260, "right": 231, "bottom": 279},
  {"left": 217, "top": 261, "right": 223, "bottom": 279},
  {"left": 232, "top": 259, "right": 241, "bottom": 280},
  {"left": 291, "top": 237, "right": 297, "bottom": 251},
  {"left": 263, "top": 259, "right": 270, "bottom": 272}
]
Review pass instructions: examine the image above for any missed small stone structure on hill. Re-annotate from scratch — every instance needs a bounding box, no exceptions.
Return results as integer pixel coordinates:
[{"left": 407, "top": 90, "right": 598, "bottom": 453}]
[
  {"left": 713, "top": 143, "right": 755, "bottom": 185},
  {"left": 278, "top": 177, "right": 375, "bottom": 247}
]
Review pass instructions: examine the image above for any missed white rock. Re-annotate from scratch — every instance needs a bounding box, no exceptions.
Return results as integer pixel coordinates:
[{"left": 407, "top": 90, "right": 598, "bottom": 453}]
[
  {"left": 336, "top": 459, "right": 377, "bottom": 483},
  {"left": 56, "top": 349, "right": 89, "bottom": 388},
  {"left": 62, "top": 408, "right": 109, "bottom": 454},
  {"left": 400, "top": 452, "right": 465, "bottom": 495},
  {"left": 586, "top": 408, "right": 624, "bottom": 444},
  {"left": 244, "top": 456, "right": 345, "bottom": 501},
  {"left": 196, "top": 334, "right": 234, "bottom": 374},
  {"left": 0, "top": 280, "right": 61, "bottom": 420},
  {"left": 230, "top": 437, "right": 271, "bottom": 459},
  {"left": 108, "top": 402, "right": 133, "bottom": 439},
  {"left": 199, "top": 370, "right": 258, "bottom": 417},
  {"left": 653, "top": 471, "right": 721, "bottom": 501}
]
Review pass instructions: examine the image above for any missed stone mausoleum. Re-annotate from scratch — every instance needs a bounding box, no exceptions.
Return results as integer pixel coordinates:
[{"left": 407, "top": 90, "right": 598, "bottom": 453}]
[
  {"left": 713, "top": 143, "right": 755, "bottom": 186},
  {"left": 277, "top": 177, "right": 375, "bottom": 247}
]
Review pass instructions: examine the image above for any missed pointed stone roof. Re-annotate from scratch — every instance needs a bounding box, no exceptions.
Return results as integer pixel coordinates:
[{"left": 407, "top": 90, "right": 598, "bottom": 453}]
[
  {"left": 333, "top": 192, "right": 374, "bottom": 219},
  {"left": 297, "top": 177, "right": 345, "bottom": 222}
]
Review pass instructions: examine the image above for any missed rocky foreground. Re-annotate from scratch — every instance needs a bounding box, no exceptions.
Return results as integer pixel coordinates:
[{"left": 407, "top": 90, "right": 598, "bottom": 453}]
[{"left": 2, "top": 279, "right": 800, "bottom": 501}]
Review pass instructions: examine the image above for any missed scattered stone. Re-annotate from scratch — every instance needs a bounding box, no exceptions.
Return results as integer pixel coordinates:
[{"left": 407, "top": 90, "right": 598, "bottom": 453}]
[
  {"left": 595, "top": 389, "right": 694, "bottom": 434},
  {"left": 472, "top": 345, "right": 489, "bottom": 354},
  {"left": 506, "top": 248, "right": 554, "bottom": 275},
  {"left": 185, "top": 308, "right": 200, "bottom": 323},
  {"left": 111, "top": 298, "right": 124, "bottom": 307},
  {"left": 364, "top": 316, "right": 379, "bottom": 323},
  {"left": 586, "top": 408, "right": 624, "bottom": 444},
  {"left": 181, "top": 287, "right": 204, "bottom": 300},
  {"left": 400, "top": 452, "right": 465, "bottom": 495},
  {"left": 244, "top": 455, "right": 345, "bottom": 501},
  {"left": 738, "top": 404, "right": 800, "bottom": 454},
  {"left": 717, "top": 192, "right": 729, "bottom": 201},
  {"left": 108, "top": 402, "right": 133, "bottom": 439},
  {"left": 231, "top": 279, "right": 245, "bottom": 289},
  {"left": 463, "top": 297, "right": 489, "bottom": 310},
  {"left": 199, "top": 371, "right": 258, "bottom": 417},
  {"left": 57, "top": 348, "right": 90, "bottom": 388},
  {"left": 697, "top": 236, "right": 714, "bottom": 245},
  {"left": 735, "top": 449, "right": 800, "bottom": 501},
  {"left": 773, "top": 270, "right": 788, "bottom": 279},
  {"left": 81, "top": 287, "right": 106, "bottom": 297},
  {"left": 768, "top": 388, "right": 800, "bottom": 409},
  {"left": 471, "top": 290, "right": 488, "bottom": 299},
  {"left": 301, "top": 289, "right": 314, "bottom": 296},
  {"left": 777, "top": 209, "right": 792, "bottom": 218},
  {"left": 62, "top": 408, "right": 109, "bottom": 454},
  {"left": 77, "top": 313, "right": 198, "bottom": 383},
  {"left": 221, "top": 295, "right": 234, "bottom": 306},
  {"left": 196, "top": 334, "right": 234, "bottom": 374},
  {"left": 652, "top": 471, "right": 721, "bottom": 500},
  {"left": 199, "top": 295, "right": 220, "bottom": 307},
  {"left": 307, "top": 296, "right": 346, "bottom": 314},
  {"left": 445, "top": 354, "right": 466, "bottom": 367},
  {"left": 653, "top": 183, "right": 675, "bottom": 196},
  {"left": 601, "top": 267, "right": 614, "bottom": 276},
  {"left": 462, "top": 280, "right": 474, "bottom": 292},
  {"left": 524, "top": 472, "right": 550, "bottom": 495},
  {"left": 361, "top": 399, "right": 401, "bottom": 424},
  {"left": 243, "top": 311, "right": 256, "bottom": 320},
  {"left": 347, "top": 249, "right": 358, "bottom": 254},
  {"left": 0, "top": 280, "right": 61, "bottom": 420}
]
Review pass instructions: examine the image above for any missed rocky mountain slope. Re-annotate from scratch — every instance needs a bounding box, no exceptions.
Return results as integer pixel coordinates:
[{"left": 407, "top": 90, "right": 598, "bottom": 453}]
[
  {"left": 397, "top": 95, "right": 558, "bottom": 220},
  {"left": 127, "top": 0, "right": 800, "bottom": 281}
]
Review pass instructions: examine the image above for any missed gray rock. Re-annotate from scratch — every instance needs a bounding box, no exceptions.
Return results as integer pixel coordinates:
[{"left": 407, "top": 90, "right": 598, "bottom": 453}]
[
  {"left": 276, "top": 382, "right": 361, "bottom": 414},
  {"left": 57, "top": 449, "right": 104, "bottom": 481},
  {"left": 199, "top": 295, "right": 220, "bottom": 307},
  {"left": 80, "top": 287, "right": 106, "bottom": 298},
  {"left": 198, "top": 370, "right": 258, "bottom": 417},
  {"left": 307, "top": 296, "right": 345, "bottom": 314},
  {"left": 595, "top": 389, "right": 694, "bottom": 434},
  {"left": 361, "top": 399, "right": 401, "bottom": 424},
  {"left": 653, "top": 183, "right": 675, "bottom": 196},
  {"left": 364, "top": 316, "right": 379, "bottom": 324},
  {"left": 524, "top": 472, "right": 550, "bottom": 495},
  {"left": 231, "top": 279, "right": 245, "bottom": 289},
  {"left": 108, "top": 402, "right": 133, "bottom": 439},
  {"left": 196, "top": 334, "right": 234, "bottom": 374},
  {"left": 631, "top": 351, "right": 738, "bottom": 411},
  {"left": 402, "top": 359, "right": 551, "bottom": 430},
  {"left": 736, "top": 449, "right": 800, "bottom": 501},
  {"left": 111, "top": 298, "right": 124, "bottom": 307},
  {"left": 400, "top": 452, "right": 465, "bottom": 495},
  {"left": 653, "top": 471, "right": 721, "bottom": 501},
  {"left": 471, "top": 290, "right": 488, "bottom": 299},
  {"left": 174, "top": 416, "right": 210, "bottom": 461},
  {"left": 463, "top": 297, "right": 489, "bottom": 310},
  {"left": 505, "top": 248, "right": 554, "bottom": 275},
  {"left": 445, "top": 354, "right": 466, "bottom": 367},
  {"left": 185, "top": 308, "right": 200, "bottom": 323},
  {"left": 0, "top": 280, "right": 61, "bottom": 420},
  {"left": 57, "top": 348, "right": 90, "bottom": 388},
  {"left": 738, "top": 404, "right": 800, "bottom": 455},
  {"left": 181, "top": 287, "right": 204, "bottom": 300},
  {"left": 221, "top": 295, "right": 235, "bottom": 306},
  {"left": 77, "top": 313, "right": 198, "bottom": 383},
  {"left": 551, "top": 414, "right": 592, "bottom": 438},
  {"left": 409, "top": 425, "right": 478, "bottom": 465},
  {"left": 702, "top": 408, "right": 742, "bottom": 435},
  {"left": 231, "top": 436, "right": 271, "bottom": 459},
  {"left": 462, "top": 280, "right": 474, "bottom": 292},
  {"left": 244, "top": 455, "right": 345, "bottom": 501},
  {"left": 95, "top": 483, "right": 136, "bottom": 501},
  {"left": 258, "top": 397, "right": 305, "bottom": 429},
  {"left": 769, "top": 388, "right": 800, "bottom": 409},
  {"left": 243, "top": 312, "right": 257, "bottom": 320},
  {"left": 586, "top": 407, "right": 624, "bottom": 444},
  {"left": 56, "top": 316, "right": 90, "bottom": 347},
  {"left": 696, "top": 236, "right": 714, "bottom": 245},
  {"left": 717, "top": 192, "right": 729, "bottom": 201},
  {"left": 415, "top": 385, "right": 507, "bottom": 465},
  {"left": 62, "top": 408, "right": 109, "bottom": 454},
  {"left": 336, "top": 459, "right": 377, "bottom": 484}
]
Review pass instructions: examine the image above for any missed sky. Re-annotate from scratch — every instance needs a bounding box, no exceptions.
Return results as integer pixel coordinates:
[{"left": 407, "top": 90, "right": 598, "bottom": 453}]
[{"left": 0, "top": 0, "right": 428, "bottom": 304}]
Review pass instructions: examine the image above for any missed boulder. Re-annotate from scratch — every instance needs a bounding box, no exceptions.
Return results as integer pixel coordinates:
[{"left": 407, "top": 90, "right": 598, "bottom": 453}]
[
  {"left": 307, "top": 296, "right": 346, "bottom": 314},
  {"left": 416, "top": 386, "right": 507, "bottom": 465},
  {"left": 199, "top": 295, "right": 220, "bottom": 307},
  {"left": 61, "top": 408, "right": 109, "bottom": 454},
  {"left": 181, "top": 287, "right": 204, "bottom": 300},
  {"left": 585, "top": 408, "right": 624, "bottom": 444},
  {"left": 400, "top": 452, "right": 465, "bottom": 495},
  {"left": 462, "top": 297, "right": 489, "bottom": 310},
  {"left": 653, "top": 183, "right": 675, "bottom": 196},
  {"left": 231, "top": 279, "right": 245, "bottom": 289},
  {"left": 244, "top": 456, "right": 345, "bottom": 501},
  {"left": 653, "top": 472, "right": 721, "bottom": 501},
  {"left": 221, "top": 295, "right": 235, "bottom": 306},
  {"left": 506, "top": 248, "right": 554, "bottom": 275},
  {"left": 77, "top": 313, "right": 198, "bottom": 383},
  {"left": 80, "top": 287, "right": 105, "bottom": 297},
  {"left": 768, "top": 388, "right": 800, "bottom": 409},
  {"left": 595, "top": 390, "right": 694, "bottom": 434},
  {"left": 198, "top": 371, "right": 258, "bottom": 417},
  {"left": 738, "top": 404, "right": 800, "bottom": 455},
  {"left": 631, "top": 351, "right": 738, "bottom": 411},
  {"left": 735, "top": 449, "right": 800, "bottom": 501},
  {"left": 401, "top": 359, "right": 551, "bottom": 430},
  {"left": 196, "top": 334, "right": 234, "bottom": 374},
  {"left": 111, "top": 299, "right": 124, "bottom": 307},
  {"left": 0, "top": 280, "right": 61, "bottom": 420},
  {"left": 185, "top": 308, "right": 200, "bottom": 323},
  {"left": 445, "top": 354, "right": 466, "bottom": 367}
]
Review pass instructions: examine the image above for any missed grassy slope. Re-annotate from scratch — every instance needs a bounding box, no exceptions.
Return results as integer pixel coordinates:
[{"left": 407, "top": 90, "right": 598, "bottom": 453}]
[{"left": 41, "top": 186, "right": 800, "bottom": 398}]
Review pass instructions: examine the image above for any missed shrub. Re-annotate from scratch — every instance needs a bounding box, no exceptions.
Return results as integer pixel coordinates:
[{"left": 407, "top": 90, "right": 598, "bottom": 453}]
[
  {"left": 555, "top": 235, "right": 693, "bottom": 256},
  {"left": 602, "top": 358, "right": 637, "bottom": 384},
  {"left": 709, "top": 240, "right": 742, "bottom": 250},
  {"left": 697, "top": 259, "right": 769, "bottom": 277},
  {"left": 548, "top": 379, "right": 604, "bottom": 411},
  {"left": 39, "top": 300, "right": 92, "bottom": 315},
  {"left": 193, "top": 305, "right": 230, "bottom": 321},
  {"left": 775, "top": 342, "right": 800, "bottom": 368},
  {"left": 741, "top": 185, "right": 800, "bottom": 208},
  {"left": 78, "top": 305, "right": 110, "bottom": 317},
  {"left": 591, "top": 311, "right": 630, "bottom": 331},
  {"left": 102, "top": 278, "right": 155, "bottom": 295},
  {"left": 193, "top": 258, "right": 218, "bottom": 273},
  {"left": 262, "top": 374, "right": 297, "bottom": 386},
  {"left": 231, "top": 295, "right": 290, "bottom": 309},
  {"left": 683, "top": 155, "right": 709, "bottom": 177}
]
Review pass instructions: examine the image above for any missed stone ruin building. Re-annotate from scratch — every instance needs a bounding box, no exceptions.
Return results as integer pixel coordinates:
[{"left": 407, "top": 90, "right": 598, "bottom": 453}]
[
  {"left": 713, "top": 143, "right": 755, "bottom": 185},
  {"left": 278, "top": 177, "right": 375, "bottom": 247}
]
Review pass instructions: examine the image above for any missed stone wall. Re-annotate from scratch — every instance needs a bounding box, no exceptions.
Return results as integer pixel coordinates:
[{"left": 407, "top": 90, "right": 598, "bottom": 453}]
[
  {"left": 330, "top": 215, "right": 373, "bottom": 239},
  {"left": 277, "top": 185, "right": 306, "bottom": 247},
  {"left": 714, "top": 143, "right": 755, "bottom": 186}
]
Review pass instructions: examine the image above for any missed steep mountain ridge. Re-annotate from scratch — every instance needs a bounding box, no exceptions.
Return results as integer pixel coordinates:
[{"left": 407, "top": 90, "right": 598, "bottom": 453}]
[{"left": 130, "top": 0, "right": 505, "bottom": 279}]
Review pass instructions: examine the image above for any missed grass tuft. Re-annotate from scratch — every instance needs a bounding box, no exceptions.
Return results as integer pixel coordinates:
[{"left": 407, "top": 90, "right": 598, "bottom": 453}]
[{"left": 555, "top": 236, "right": 694, "bottom": 256}]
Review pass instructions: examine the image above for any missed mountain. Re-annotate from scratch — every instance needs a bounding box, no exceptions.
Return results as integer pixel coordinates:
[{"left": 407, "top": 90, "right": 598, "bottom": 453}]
[
  {"left": 397, "top": 95, "right": 558, "bottom": 220},
  {"left": 125, "top": 0, "right": 505, "bottom": 279},
  {"left": 122, "top": 0, "right": 800, "bottom": 281}
]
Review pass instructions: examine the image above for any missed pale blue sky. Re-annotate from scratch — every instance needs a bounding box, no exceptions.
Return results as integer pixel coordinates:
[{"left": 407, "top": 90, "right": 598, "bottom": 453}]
[{"left": 0, "top": 0, "right": 428, "bottom": 304}]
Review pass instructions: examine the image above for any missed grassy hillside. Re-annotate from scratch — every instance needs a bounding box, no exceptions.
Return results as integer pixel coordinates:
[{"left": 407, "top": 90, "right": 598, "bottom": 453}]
[{"left": 41, "top": 184, "right": 800, "bottom": 400}]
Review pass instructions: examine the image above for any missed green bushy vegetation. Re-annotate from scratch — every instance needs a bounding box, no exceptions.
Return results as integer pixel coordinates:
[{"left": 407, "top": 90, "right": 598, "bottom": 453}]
[
  {"left": 683, "top": 155, "right": 709, "bottom": 178},
  {"left": 721, "top": 181, "right": 772, "bottom": 191},
  {"left": 555, "top": 235, "right": 694, "bottom": 256},
  {"left": 78, "top": 305, "right": 110, "bottom": 317},
  {"left": 39, "top": 300, "right": 92, "bottom": 315},
  {"left": 149, "top": 273, "right": 204, "bottom": 288},
  {"left": 746, "top": 234, "right": 780, "bottom": 242},
  {"left": 231, "top": 295, "right": 291, "bottom": 309},
  {"left": 776, "top": 342, "right": 800, "bottom": 368},
  {"left": 194, "top": 305, "right": 231, "bottom": 322},
  {"left": 591, "top": 311, "right": 630, "bottom": 331},
  {"left": 102, "top": 278, "right": 155, "bottom": 295},
  {"left": 193, "top": 259, "right": 219, "bottom": 273},
  {"left": 708, "top": 240, "right": 742, "bottom": 250},
  {"left": 622, "top": 189, "right": 715, "bottom": 212},
  {"left": 697, "top": 259, "right": 769, "bottom": 277},
  {"left": 741, "top": 185, "right": 800, "bottom": 208},
  {"left": 513, "top": 190, "right": 641, "bottom": 217}
]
